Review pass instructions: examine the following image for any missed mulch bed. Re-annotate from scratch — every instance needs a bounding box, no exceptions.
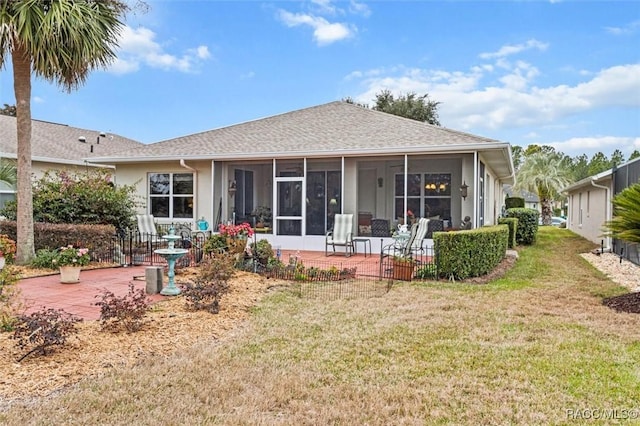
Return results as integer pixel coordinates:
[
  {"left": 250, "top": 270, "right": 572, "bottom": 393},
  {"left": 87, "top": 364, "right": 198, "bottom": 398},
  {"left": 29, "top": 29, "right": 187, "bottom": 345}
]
[{"left": 603, "top": 292, "right": 640, "bottom": 314}]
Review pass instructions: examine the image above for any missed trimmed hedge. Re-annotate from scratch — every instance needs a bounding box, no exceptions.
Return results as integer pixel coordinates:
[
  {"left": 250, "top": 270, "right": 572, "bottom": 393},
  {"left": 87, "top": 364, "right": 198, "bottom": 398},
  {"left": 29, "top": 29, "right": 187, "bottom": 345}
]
[
  {"left": 505, "top": 208, "right": 539, "bottom": 245},
  {"left": 434, "top": 225, "right": 509, "bottom": 280},
  {"left": 0, "top": 221, "right": 116, "bottom": 260},
  {"left": 505, "top": 197, "right": 525, "bottom": 209},
  {"left": 497, "top": 217, "right": 518, "bottom": 248}
]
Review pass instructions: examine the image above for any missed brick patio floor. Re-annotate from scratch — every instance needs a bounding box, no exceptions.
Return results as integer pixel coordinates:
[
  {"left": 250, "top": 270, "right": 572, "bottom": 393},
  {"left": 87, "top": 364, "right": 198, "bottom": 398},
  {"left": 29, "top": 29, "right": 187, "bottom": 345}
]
[{"left": 16, "top": 248, "right": 384, "bottom": 321}]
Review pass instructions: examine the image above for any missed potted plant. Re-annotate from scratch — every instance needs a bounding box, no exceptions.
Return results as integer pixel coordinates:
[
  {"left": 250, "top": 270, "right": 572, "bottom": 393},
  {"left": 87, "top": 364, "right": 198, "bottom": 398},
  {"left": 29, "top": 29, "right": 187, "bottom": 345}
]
[
  {"left": 251, "top": 206, "right": 272, "bottom": 228},
  {"left": 392, "top": 255, "right": 416, "bottom": 281},
  {"left": 53, "top": 245, "right": 90, "bottom": 283},
  {"left": 0, "top": 234, "right": 16, "bottom": 270}
]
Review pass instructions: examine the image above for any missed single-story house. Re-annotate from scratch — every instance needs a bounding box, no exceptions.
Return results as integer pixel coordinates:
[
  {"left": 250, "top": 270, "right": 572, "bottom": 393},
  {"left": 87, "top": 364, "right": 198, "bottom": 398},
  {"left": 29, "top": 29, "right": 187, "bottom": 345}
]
[
  {"left": 0, "top": 114, "right": 143, "bottom": 209},
  {"left": 90, "top": 101, "right": 515, "bottom": 252},
  {"left": 504, "top": 186, "right": 541, "bottom": 212},
  {"left": 563, "top": 157, "right": 640, "bottom": 262}
]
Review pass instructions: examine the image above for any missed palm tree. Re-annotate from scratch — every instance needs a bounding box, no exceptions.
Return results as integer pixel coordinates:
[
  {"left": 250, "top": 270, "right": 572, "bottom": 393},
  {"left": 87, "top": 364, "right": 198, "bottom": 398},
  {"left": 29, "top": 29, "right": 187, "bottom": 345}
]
[
  {"left": 0, "top": 1, "right": 128, "bottom": 264},
  {"left": 514, "top": 152, "right": 572, "bottom": 225},
  {"left": 0, "top": 158, "right": 17, "bottom": 187},
  {"left": 604, "top": 183, "right": 640, "bottom": 244}
]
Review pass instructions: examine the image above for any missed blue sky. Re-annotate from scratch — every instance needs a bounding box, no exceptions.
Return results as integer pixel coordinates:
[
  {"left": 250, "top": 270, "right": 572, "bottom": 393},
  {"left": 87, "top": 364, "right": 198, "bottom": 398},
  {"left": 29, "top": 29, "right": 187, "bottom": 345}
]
[{"left": 1, "top": 0, "right": 639, "bottom": 160}]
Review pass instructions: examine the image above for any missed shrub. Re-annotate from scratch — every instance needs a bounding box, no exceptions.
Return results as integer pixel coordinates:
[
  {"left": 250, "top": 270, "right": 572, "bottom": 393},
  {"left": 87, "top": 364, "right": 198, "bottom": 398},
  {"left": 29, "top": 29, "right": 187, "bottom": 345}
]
[
  {"left": 0, "top": 266, "right": 21, "bottom": 331},
  {"left": 94, "top": 284, "right": 150, "bottom": 332},
  {"left": 506, "top": 208, "right": 539, "bottom": 245},
  {"left": 181, "top": 253, "right": 234, "bottom": 314},
  {"left": 434, "top": 225, "right": 509, "bottom": 280},
  {"left": 0, "top": 234, "right": 17, "bottom": 263},
  {"left": 250, "top": 239, "right": 274, "bottom": 263},
  {"left": 13, "top": 308, "right": 81, "bottom": 362},
  {"left": 30, "top": 249, "right": 59, "bottom": 269},
  {"left": 505, "top": 197, "right": 525, "bottom": 209},
  {"left": 1, "top": 169, "right": 140, "bottom": 229},
  {"left": 497, "top": 217, "right": 518, "bottom": 248},
  {"left": 203, "top": 234, "right": 228, "bottom": 255}
]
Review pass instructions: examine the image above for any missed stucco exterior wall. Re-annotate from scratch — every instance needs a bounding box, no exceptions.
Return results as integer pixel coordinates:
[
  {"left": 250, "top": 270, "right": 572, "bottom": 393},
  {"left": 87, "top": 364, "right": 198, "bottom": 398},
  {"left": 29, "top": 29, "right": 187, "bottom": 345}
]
[
  {"left": 567, "top": 180, "right": 610, "bottom": 246},
  {"left": 114, "top": 160, "right": 212, "bottom": 227}
]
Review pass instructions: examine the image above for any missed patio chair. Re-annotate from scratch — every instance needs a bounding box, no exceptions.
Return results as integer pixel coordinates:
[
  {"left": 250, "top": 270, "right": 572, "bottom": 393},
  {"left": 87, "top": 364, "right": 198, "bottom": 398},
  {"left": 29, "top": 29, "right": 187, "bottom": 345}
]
[
  {"left": 379, "top": 221, "right": 420, "bottom": 278},
  {"left": 407, "top": 218, "right": 430, "bottom": 255},
  {"left": 136, "top": 214, "right": 162, "bottom": 253},
  {"left": 371, "top": 218, "right": 391, "bottom": 237},
  {"left": 325, "top": 213, "right": 354, "bottom": 257}
]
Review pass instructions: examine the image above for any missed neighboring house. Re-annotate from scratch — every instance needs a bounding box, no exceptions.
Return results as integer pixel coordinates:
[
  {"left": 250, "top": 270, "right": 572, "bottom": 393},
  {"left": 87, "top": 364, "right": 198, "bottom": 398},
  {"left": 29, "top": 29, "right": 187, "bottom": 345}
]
[
  {"left": 504, "top": 186, "right": 541, "bottom": 212},
  {"left": 91, "top": 101, "right": 515, "bottom": 252},
  {"left": 0, "top": 114, "right": 143, "bottom": 209},
  {"left": 563, "top": 157, "right": 640, "bottom": 263}
]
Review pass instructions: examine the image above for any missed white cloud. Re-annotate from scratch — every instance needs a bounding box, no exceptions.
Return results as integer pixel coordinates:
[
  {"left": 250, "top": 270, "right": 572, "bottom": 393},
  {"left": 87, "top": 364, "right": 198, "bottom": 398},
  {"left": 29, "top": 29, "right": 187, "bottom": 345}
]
[
  {"left": 349, "top": 62, "right": 640, "bottom": 132},
  {"left": 479, "top": 39, "right": 548, "bottom": 60},
  {"left": 349, "top": 0, "right": 371, "bottom": 17},
  {"left": 109, "top": 26, "right": 211, "bottom": 75},
  {"left": 605, "top": 20, "right": 640, "bottom": 35},
  {"left": 547, "top": 136, "right": 640, "bottom": 155},
  {"left": 32, "top": 96, "right": 45, "bottom": 104},
  {"left": 278, "top": 10, "right": 353, "bottom": 45}
]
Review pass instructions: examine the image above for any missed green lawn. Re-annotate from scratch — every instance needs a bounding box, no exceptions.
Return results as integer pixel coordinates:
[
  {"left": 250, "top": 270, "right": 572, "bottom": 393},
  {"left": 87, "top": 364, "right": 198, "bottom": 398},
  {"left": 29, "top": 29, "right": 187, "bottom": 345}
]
[{"left": 2, "top": 227, "right": 639, "bottom": 425}]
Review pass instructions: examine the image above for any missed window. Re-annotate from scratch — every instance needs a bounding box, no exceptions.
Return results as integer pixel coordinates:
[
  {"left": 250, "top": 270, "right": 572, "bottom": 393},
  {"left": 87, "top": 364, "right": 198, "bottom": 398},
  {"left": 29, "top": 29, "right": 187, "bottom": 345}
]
[
  {"left": 395, "top": 173, "right": 451, "bottom": 220},
  {"left": 148, "top": 173, "right": 194, "bottom": 219},
  {"left": 0, "top": 181, "right": 16, "bottom": 211}
]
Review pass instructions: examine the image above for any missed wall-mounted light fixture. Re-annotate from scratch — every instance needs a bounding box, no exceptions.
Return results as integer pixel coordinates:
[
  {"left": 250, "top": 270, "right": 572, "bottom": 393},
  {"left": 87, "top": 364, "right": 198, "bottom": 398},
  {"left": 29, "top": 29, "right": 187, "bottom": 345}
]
[
  {"left": 377, "top": 177, "right": 383, "bottom": 188},
  {"left": 228, "top": 180, "right": 237, "bottom": 197},
  {"left": 460, "top": 181, "right": 469, "bottom": 200}
]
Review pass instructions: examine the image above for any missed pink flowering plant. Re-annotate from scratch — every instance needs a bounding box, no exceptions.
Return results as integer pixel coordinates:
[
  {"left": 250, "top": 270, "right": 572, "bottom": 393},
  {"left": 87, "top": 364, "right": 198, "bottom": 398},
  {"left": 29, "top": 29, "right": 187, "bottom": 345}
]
[
  {"left": 218, "top": 222, "right": 254, "bottom": 239},
  {"left": 53, "top": 245, "right": 90, "bottom": 267}
]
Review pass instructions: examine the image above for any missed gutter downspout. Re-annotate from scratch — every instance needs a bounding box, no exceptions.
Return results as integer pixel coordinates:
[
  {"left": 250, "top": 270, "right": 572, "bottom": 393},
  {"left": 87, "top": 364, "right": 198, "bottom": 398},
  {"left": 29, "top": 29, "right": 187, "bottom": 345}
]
[
  {"left": 590, "top": 178, "right": 611, "bottom": 250},
  {"left": 180, "top": 159, "right": 198, "bottom": 225}
]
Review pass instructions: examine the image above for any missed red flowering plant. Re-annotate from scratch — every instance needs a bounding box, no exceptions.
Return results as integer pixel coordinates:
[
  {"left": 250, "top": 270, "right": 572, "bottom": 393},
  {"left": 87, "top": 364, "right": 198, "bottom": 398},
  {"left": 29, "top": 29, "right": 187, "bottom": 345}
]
[
  {"left": 218, "top": 222, "right": 254, "bottom": 239},
  {"left": 0, "top": 234, "right": 17, "bottom": 263}
]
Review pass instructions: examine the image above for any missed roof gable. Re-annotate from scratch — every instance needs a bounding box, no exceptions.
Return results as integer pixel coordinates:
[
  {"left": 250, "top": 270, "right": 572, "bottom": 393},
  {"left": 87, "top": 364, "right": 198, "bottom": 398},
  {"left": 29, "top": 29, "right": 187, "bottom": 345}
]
[{"left": 93, "top": 101, "right": 508, "bottom": 161}]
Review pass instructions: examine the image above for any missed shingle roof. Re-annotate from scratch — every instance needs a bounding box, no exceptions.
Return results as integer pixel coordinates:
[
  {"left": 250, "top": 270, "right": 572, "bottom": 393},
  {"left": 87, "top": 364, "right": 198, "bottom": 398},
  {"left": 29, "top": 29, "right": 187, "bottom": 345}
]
[
  {"left": 0, "top": 114, "right": 142, "bottom": 164},
  {"left": 91, "top": 101, "right": 510, "bottom": 162}
]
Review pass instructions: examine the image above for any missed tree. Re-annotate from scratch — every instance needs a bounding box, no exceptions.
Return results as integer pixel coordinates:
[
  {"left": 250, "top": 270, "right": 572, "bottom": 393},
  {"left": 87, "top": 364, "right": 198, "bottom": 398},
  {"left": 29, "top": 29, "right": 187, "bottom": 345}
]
[
  {"left": 372, "top": 90, "right": 441, "bottom": 125},
  {"left": 0, "top": 103, "right": 16, "bottom": 116},
  {"left": 514, "top": 152, "right": 572, "bottom": 225},
  {"left": 587, "top": 152, "right": 610, "bottom": 176},
  {"left": 570, "top": 154, "right": 590, "bottom": 181},
  {"left": 604, "top": 183, "right": 640, "bottom": 244},
  {"left": 629, "top": 150, "right": 640, "bottom": 161},
  {"left": 0, "top": 1, "right": 129, "bottom": 264},
  {"left": 610, "top": 149, "right": 625, "bottom": 168},
  {"left": 511, "top": 145, "right": 524, "bottom": 170},
  {"left": 1, "top": 169, "right": 140, "bottom": 230},
  {"left": 0, "top": 158, "right": 16, "bottom": 186}
]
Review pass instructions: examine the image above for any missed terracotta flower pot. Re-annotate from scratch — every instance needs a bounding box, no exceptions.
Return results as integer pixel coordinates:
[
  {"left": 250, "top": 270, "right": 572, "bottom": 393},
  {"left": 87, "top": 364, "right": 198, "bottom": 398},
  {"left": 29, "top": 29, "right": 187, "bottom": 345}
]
[{"left": 392, "top": 260, "right": 415, "bottom": 281}]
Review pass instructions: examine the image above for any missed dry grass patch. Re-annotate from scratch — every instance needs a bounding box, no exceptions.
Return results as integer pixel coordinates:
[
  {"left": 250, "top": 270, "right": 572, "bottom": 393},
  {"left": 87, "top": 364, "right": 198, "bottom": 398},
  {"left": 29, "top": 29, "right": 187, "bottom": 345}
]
[{"left": 1, "top": 228, "right": 640, "bottom": 425}]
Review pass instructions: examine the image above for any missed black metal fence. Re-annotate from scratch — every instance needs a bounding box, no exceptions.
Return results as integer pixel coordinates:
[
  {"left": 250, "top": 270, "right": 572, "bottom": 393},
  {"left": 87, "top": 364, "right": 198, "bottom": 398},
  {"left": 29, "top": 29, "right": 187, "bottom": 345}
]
[
  {"left": 96, "top": 226, "right": 208, "bottom": 268},
  {"left": 235, "top": 246, "right": 439, "bottom": 301},
  {"left": 95, "top": 226, "right": 441, "bottom": 300},
  {"left": 612, "top": 159, "right": 640, "bottom": 265}
]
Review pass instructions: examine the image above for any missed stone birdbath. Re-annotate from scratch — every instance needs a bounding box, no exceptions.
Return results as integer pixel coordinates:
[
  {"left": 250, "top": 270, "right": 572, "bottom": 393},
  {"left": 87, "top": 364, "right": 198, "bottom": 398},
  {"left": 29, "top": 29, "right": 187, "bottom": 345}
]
[{"left": 154, "top": 226, "right": 188, "bottom": 295}]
